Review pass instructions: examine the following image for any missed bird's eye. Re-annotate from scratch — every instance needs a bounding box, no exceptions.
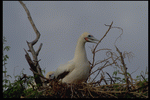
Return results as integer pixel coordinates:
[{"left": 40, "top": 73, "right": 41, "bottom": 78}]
[{"left": 88, "top": 35, "right": 92, "bottom": 37}]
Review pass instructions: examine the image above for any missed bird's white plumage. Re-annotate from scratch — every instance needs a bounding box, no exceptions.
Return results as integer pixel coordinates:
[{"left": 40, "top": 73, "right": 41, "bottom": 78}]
[
  {"left": 49, "top": 32, "right": 99, "bottom": 83},
  {"left": 54, "top": 60, "right": 75, "bottom": 78}
]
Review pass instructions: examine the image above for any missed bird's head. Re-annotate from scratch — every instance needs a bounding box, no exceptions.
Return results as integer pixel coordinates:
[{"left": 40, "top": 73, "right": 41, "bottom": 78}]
[
  {"left": 46, "top": 71, "right": 55, "bottom": 79},
  {"left": 82, "top": 32, "right": 99, "bottom": 44}
]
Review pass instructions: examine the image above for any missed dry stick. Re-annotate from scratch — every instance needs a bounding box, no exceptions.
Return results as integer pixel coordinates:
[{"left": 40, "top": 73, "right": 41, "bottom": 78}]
[
  {"left": 91, "top": 21, "right": 113, "bottom": 70},
  {"left": 70, "top": 84, "right": 74, "bottom": 98},
  {"left": 19, "top": 1, "right": 41, "bottom": 46},
  {"left": 24, "top": 49, "right": 49, "bottom": 86},
  {"left": 95, "top": 48, "right": 111, "bottom": 53},
  {"left": 90, "top": 56, "right": 119, "bottom": 76},
  {"left": 115, "top": 46, "right": 129, "bottom": 92},
  {"left": 141, "top": 75, "right": 147, "bottom": 82},
  {"left": 106, "top": 72, "right": 115, "bottom": 84},
  {"left": 94, "top": 56, "right": 111, "bottom": 66},
  {"left": 91, "top": 61, "right": 109, "bottom": 82},
  {"left": 87, "top": 21, "right": 113, "bottom": 83},
  {"left": 86, "top": 84, "right": 94, "bottom": 98},
  {"left": 19, "top": 1, "right": 42, "bottom": 60},
  {"left": 112, "top": 26, "right": 123, "bottom": 46},
  {"left": 19, "top": 1, "right": 45, "bottom": 87},
  {"left": 102, "top": 74, "right": 108, "bottom": 85}
]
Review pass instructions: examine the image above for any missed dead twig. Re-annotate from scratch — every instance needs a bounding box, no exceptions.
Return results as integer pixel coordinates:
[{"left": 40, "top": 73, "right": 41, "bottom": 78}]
[
  {"left": 91, "top": 21, "right": 113, "bottom": 69},
  {"left": 115, "top": 46, "right": 129, "bottom": 91},
  {"left": 19, "top": 1, "right": 41, "bottom": 46},
  {"left": 111, "top": 26, "right": 123, "bottom": 45},
  {"left": 91, "top": 61, "right": 109, "bottom": 82},
  {"left": 95, "top": 48, "right": 111, "bottom": 53},
  {"left": 106, "top": 72, "right": 115, "bottom": 84}
]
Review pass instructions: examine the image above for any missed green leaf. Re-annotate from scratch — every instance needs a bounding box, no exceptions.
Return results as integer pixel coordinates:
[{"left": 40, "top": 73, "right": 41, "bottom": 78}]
[
  {"left": 113, "top": 71, "right": 118, "bottom": 76},
  {"left": 7, "top": 75, "right": 12, "bottom": 78},
  {"left": 4, "top": 46, "right": 10, "bottom": 51},
  {"left": 5, "top": 55, "right": 9, "bottom": 59},
  {"left": 3, "top": 57, "right": 7, "bottom": 61},
  {"left": 3, "top": 71, "right": 7, "bottom": 73}
]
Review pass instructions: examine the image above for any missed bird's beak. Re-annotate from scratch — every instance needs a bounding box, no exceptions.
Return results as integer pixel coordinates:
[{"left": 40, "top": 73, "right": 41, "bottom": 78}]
[{"left": 87, "top": 36, "right": 99, "bottom": 44}]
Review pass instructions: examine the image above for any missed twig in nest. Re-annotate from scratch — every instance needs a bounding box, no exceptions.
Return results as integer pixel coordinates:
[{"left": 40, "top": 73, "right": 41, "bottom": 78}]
[
  {"left": 106, "top": 72, "right": 115, "bottom": 84},
  {"left": 115, "top": 46, "right": 129, "bottom": 91},
  {"left": 30, "top": 68, "right": 50, "bottom": 81},
  {"left": 123, "top": 51, "right": 134, "bottom": 63},
  {"left": 91, "top": 61, "right": 108, "bottom": 82},
  {"left": 70, "top": 84, "right": 74, "bottom": 98},
  {"left": 141, "top": 75, "right": 147, "bottom": 82}
]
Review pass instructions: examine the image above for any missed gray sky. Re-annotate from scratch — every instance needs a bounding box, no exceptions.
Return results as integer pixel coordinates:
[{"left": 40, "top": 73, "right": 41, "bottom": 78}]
[{"left": 3, "top": 1, "right": 148, "bottom": 82}]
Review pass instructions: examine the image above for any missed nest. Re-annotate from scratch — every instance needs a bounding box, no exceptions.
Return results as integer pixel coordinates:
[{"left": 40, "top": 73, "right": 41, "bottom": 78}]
[{"left": 36, "top": 80, "right": 148, "bottom": 98}]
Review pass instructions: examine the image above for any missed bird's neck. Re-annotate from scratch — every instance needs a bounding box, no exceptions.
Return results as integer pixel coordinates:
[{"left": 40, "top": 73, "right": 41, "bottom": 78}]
[{"left": 73, "top": 38, "right": 88, "bottom": 62}]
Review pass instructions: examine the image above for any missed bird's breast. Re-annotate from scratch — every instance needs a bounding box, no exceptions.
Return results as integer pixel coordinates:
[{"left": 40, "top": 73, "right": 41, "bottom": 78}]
[{"left": 62, "top": 62, "right": 90, "bottom": 83}]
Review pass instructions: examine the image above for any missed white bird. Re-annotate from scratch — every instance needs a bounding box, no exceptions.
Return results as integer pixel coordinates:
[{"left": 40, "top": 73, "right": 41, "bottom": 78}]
[{"left": 48, "top": 32, "right": 99, "bottom": 84}]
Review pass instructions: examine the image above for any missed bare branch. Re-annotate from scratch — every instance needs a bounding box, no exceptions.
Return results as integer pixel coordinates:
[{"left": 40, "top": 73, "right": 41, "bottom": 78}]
[
  {"left": 106, "top": 72, "right": 115, "bottom": 84},
  {"left": 36, "top": 43, "right": 43, "bottom": 56},
  {"left": 115, "top": 45, "right": 129, "bottom": 91},
  {"left": 94, "top": 56, "right": 111, "bottom": 67},
  {"left": 95, "top": 48, "right": 111, "bottom": 53},
  {"left": 91, "top": 61, "right": 109, "bottom": 78},
  {"left": 111, "top": 26, "right": 123, "bottom": 45},
  {"left": 91, "top": 21, "right": 113, "bottom": 69},
  {"left": 19, "top": 1, "right": 40, "bottom": 45},
  {"left": 91, "top": 61, "right": 108, "bottom": 83},
  {"left": 19, "top": 1, "right": 46, "bottom": 87}
]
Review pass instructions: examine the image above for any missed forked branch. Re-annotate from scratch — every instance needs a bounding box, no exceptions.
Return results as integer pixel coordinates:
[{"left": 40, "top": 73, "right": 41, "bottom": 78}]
[
  {"left": 91, "top": 21, "right": 113, "bottom": 69},
  {"left": 19, "top": 1, "right": 40, "bottom": 46},
  {"left": 19, "top": 1, "right": 46, "bottom": 87}
]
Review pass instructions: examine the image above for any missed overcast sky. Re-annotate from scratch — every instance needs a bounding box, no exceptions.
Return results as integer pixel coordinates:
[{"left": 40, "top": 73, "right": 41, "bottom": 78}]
[{"left": 3, "top": 1, "right": 148, "bottom": 82}]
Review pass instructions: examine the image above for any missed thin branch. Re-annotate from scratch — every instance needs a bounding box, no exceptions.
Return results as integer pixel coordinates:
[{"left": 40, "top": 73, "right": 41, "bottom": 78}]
[
  {"left": 95, "top": 48, "right": 111, "bottom": 53},
  {"left": 141, "top": 75, "right": 147, "bottom": 82},
  {"left": 111, "top": 26, "right": 123, "bottom": 45},
  {"left": 95, "top": 21, "right": 113, "bottom": 50},
  {"left": 91, "top": 21, "right": 113, "bottom": 69},
  {"left": 130, "top": 66, "right": 140, "bottom": 75},
  {"left": 115, "top": 45, "right": 129, "bottom": 91},
  {"left": 19, "top": 1, "right": 40, "bottom": 45},
  {"left": 36, "top": 43, "right": 43, "bottom": 56},
  {"left": 94, "top": 56, "right": 111, "bottom": 67},
  {"left": 91, "top": 61, "right": 108, "bottom": 82},
  {"left": 106, "top": 72, "right": 115, "bottom": 84}
]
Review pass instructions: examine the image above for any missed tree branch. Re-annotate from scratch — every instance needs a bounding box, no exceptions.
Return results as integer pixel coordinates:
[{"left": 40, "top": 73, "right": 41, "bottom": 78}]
[
  {"left": 91, "top": 21, "right": 113, "bottom": 69},
  {"left": 19, "top": 1, "right": 40, "bottom": 45},
  {"left": 115, "top": 45, "right": 129, "bottom": 91},
  {"left": 36, "top": 43, "right": 43, "bottom": 56},
  {"left": 19, "top": 1, "right": 46, "bottom": 87}
]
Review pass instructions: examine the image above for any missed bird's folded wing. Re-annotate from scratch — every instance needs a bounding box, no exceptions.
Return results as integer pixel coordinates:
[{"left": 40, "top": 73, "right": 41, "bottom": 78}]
[{"left": 54, "top": 60, "right": 75, "bottom": 79}]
